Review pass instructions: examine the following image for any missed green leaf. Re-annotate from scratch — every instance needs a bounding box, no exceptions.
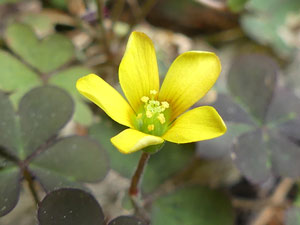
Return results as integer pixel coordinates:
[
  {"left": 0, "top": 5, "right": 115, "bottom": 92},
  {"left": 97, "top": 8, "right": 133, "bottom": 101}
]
[
  {"left": 48, "top": 0, "right": 68, "bottom": 10},
  {"left": 5, "top": 23, "right": 74, "bottom": 73},
  {"left": 73, "top": 102, "right": 93, "bottom": 126},
  {"left": 22, "top": 13, "right": 54, "bottom": 37},
  {"left": 0, "top": 50, "right": 41, "bottom": 105},
  {"left": 89, "top": 117, "right": 140, "bottom": 178},
  {"left": 241, "top": 15, "right": 292, "bottom": 57},
  {"left": 108, "top": 216, "right": 146, "bottom": 225},
  {"left": 0, "top": 91, "right": 21, "bottom": 158},
  {"left": 19, "top": 86, "right": 74, "bottom": 159},
  {"left": 247, "top": 0, "right": 300, "bottom": 14},
  {"left": 227, "top": 0, "right": 248, "bottom": 12},
  {"left": 0, "top": 167, "right": 21, "bottom": 217},
  {"left": 89, "top": 118, "right": 195, "bottom": 193},
  {"left": 228, "top": 54, "right": 278, "bottom": 124},
  {"left": 241, "top": 0, "right": 300, "bottom": 57},
  {"left": 29, "top": 136, "right": 109, "bottom": 191},
  {"left": 0, "top": 155, "right": 10, "bottom": 169},
  {"left": 38, "top": 188, "right": 105, "bottom": 225},
  {"left": 233, "top": 130, "right": 272, "bottom": 183},
  {"left": 0, "top": 0, "right": 21, "bottom": 4},
  {"left": 151, "top": 186, "right": 235, "bottom": 225},
  {"left": 30, "top": 166, "right": 87, "bottom": 193},
  {"left": 286, "top": 207, "right": 300, "bottom": 225},
  {"left": 143, "top": 143, "right": 195, "bottom": 193},
  {"left": 49, "top": 66, "right": 93, "bottom": 100},
  {"left": 49, "top": 66, "right": 94, "bottom": 125}
]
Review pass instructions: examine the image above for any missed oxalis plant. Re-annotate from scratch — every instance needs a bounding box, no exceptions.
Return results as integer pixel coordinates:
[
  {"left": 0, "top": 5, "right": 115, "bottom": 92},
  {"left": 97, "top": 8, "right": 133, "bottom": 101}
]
[
  {"left": 0, "top": 31, "right": 230, "bottom": 225},
  {"left": 76, "top": 32, "right": 226, "bottom": 217}
]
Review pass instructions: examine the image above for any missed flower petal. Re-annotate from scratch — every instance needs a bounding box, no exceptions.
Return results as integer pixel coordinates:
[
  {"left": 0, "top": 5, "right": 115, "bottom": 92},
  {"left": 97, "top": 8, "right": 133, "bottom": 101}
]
[
  {"left": 111, "top": 128, "right": 164, "bottom": 154},
  {"left": 76, "top": 74, "right": 134, "bottom": 127},
  {"left": 119, "top": 31, "right": 160, "bottom": 112},
  {"left": 162, "top": 106, "right": 226, "bottom": 143},
  {"left": 159, "top": 51, "right": 221, "bottom": 121}
]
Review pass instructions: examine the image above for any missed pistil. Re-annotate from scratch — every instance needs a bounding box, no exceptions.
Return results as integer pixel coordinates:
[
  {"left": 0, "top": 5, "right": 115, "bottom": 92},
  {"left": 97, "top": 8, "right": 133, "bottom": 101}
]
[{"left": 133, "top": 90, "right": 170, "bottom": 136}]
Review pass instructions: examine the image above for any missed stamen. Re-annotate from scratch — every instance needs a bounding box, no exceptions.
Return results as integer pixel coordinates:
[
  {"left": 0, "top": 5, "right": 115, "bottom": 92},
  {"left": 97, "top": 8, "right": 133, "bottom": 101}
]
[
  {"left": 141, "top": 96, "right": 149, "bottom": 103},
  {"left": 146, "top": 110, "right": 153, "bottom": 118},
  {"left": 135, "top": 94, "right": 169, "bottom": 136},
  {"left": 148, "top": 124, "right": 155, "bottom": 131},
  {"left": 146, "top": 104, "right": 153, "bottom": 112},
  {"left": 157, "top": 113, "right": 166, "bottom": 124},
  {"left": 150, "top": 90, "right": 157, "bottom": 95},
  {"left": 161, "top": 101, "right": 169, "bottom": 109}
]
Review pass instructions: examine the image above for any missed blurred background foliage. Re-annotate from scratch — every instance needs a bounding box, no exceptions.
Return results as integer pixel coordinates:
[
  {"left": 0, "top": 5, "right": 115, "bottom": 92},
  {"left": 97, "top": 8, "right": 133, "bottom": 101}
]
[{"left": 0, "top": 0, "right": 300, "bottom": 225}]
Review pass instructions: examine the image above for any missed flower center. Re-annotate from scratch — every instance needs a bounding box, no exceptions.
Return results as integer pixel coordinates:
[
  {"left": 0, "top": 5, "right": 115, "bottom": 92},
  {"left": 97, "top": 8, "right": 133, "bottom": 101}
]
[{"left": 133, "top": 90, "right": 170, "bottom": 136}]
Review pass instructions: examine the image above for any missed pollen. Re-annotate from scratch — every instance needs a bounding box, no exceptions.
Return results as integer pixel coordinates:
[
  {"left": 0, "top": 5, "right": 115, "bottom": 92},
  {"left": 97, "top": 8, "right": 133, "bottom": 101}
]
[
  {"left": 161, "top": 101, "right": 169, "bottom": 109},
  {"left": 150, "top": 90, "right": 157, "bottom": 95},
  {"left": 157, "top": 113, "right": 166, "bottom": 124},
  {"left": 141, "top": 96, "right": 149, "bottom": 103},
  {"left": 148, "top": 124, "right": 155, "bottom": 131},
  {"left": 146, "top": 110, "right": 153, "bottom": 118},
  {"left": 134, "top": 94, "right": 170, "bottom": 136}
]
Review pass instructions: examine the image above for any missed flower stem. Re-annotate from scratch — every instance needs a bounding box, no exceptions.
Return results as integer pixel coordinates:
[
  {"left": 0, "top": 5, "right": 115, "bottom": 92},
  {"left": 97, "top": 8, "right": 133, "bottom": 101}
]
[
  {"left": 129, "top": 152, "right": 150, "bottom": 219},
  {"left": 129, "top": 152, "right": 150, "bottom": 197}
]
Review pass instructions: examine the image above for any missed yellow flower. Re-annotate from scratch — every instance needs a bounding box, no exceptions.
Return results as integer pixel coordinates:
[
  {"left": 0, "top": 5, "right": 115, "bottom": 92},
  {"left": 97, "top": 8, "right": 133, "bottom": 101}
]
[{"left": 76, "top": 32, "right": 226, "bottom": 154}]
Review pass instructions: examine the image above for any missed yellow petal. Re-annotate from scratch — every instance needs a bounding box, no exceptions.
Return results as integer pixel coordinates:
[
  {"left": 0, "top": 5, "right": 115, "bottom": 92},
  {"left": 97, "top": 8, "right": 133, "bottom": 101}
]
[
  {"left": 111, "top": 128, "right": 164, "bottom": 154},
  {"left": 119, "top": 31, "right": 160, "bottom": 112},
  {"left": 159, "top": 51, "right": 221, "bottom": 121},
  {"left": 162, "top": 106, "right": 226, "bottom": 143},
  {"left": 76, "top": 74, "right": 134, "bottom": 127}
]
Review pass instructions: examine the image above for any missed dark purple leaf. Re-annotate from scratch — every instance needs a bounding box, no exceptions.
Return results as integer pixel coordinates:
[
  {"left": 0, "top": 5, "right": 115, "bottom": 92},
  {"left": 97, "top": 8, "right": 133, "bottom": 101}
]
[
  {"left": 233, "top": 129, "right": 273, "bottom": 183},
  {"left": 228, "top": 54, "right": 278, "bottom": 123},
  {"left": 38, "top": 188, "right": 104, "bottom": 225},
  {"left": 108, "top": 216, "right": 146, "bottom": 225}
]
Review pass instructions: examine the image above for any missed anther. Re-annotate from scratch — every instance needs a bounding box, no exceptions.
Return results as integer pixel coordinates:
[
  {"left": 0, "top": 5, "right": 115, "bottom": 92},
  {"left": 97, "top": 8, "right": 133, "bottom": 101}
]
[
  {"left": 161, "top": 101, "right": 169, "bottom": 109},
  {"left": 141, "top": 96, "right": 149, "bottom": 103},
  {"left": 157, "top": 113, "right": 166, "bottom": 124},
  {"left": 150, "top": 90, "right": 157, "bottom": 95},
  {"left": 148, "top": 124, "right": 155, "bottom": 131},
  {"left": 146, "top": 110, "right": 153, "bottom": 118}
]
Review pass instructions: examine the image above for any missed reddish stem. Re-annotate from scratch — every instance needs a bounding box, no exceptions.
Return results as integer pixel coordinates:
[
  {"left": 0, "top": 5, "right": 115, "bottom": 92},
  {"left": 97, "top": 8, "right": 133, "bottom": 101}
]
[{"left": 129, "top": 152, "right": 150, "bottom": 197}]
